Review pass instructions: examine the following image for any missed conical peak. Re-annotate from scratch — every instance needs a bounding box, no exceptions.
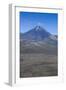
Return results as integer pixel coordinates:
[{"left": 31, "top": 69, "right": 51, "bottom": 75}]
[
  {"left": 35, "top": 25, "right": 41, "bottom": 30},
  {"left": 34, "top": 25, "right": 44, "bottom": 31}
]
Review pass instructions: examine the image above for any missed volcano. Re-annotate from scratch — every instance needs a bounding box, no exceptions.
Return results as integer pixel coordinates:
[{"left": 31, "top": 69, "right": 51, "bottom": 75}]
[
  {"left": 20, "top": 25, "right": 57, "bottom": 54},
  {"left": 20, "top": 25, "right": 57, "bottom": 41}
]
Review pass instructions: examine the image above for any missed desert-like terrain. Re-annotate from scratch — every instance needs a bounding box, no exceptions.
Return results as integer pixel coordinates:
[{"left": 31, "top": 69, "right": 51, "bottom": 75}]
[{"left": 20, "top": 53, "right": 57, "bottom": 77}]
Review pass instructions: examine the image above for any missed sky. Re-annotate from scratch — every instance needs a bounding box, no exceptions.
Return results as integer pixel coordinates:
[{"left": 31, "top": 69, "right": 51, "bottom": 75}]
[{"left": 20, "top": 12, "right": 58, "bottom": 35}]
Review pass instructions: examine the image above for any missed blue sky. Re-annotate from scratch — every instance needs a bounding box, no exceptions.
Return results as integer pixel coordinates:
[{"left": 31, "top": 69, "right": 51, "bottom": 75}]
[{"left": 20, "top": 12, "right": 58, "bottom": 35}]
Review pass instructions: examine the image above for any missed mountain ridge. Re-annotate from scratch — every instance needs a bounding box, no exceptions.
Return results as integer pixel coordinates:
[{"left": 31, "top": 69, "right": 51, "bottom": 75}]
[
  {"left": 20, "top": 25, "right": 57, "bottom": 41},
  {"left": 20, "top": 25, "right": 57, "bottom": 54}
]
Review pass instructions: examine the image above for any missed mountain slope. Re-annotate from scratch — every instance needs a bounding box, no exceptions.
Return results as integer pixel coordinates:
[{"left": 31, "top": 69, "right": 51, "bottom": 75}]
[
  {"left": 20, "top": 25, "right": 52, "bottom": 41},
  {"left": 20, "top": 25, "right": 57, "bottom": 54}
]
